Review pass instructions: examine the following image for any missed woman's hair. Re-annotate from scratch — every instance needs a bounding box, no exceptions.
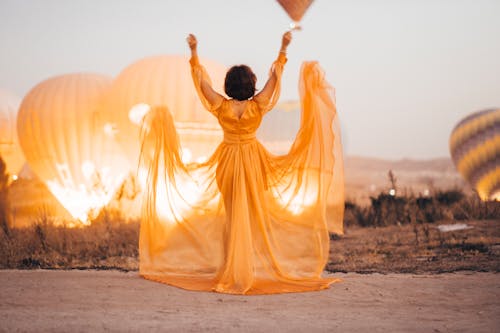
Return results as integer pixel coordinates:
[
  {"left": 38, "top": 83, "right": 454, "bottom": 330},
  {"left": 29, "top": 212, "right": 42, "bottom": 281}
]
[{"left": 224, "top": 65, "right": 257, "bottom": 101}]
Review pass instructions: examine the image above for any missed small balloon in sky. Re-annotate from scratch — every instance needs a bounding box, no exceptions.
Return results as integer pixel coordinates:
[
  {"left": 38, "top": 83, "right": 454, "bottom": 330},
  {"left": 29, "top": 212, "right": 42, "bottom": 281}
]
[
  {"left": 276, "top": 0, "right": 314, "bottom": 22},
  {"left": 276, "top": 0, "right": 314, "bottom": 30}
]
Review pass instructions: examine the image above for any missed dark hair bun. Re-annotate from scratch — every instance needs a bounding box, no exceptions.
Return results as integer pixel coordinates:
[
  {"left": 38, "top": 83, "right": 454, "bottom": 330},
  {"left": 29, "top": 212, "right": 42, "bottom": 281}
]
[{"left": 224, "top": 65, "right": 257, "bottom": 100}]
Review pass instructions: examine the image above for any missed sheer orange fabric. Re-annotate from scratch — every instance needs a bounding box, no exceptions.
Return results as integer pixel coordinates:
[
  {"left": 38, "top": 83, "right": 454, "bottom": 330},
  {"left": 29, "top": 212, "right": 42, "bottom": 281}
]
[{"left": 139, "top": 53, "right": 344, "bottom": 295}]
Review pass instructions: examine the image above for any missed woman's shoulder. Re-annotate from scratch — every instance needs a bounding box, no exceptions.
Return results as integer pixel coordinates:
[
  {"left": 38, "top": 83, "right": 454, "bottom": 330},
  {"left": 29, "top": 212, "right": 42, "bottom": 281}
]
[
  {"left": 213, "top": 97, "right": 231, "bottom": 112},
  {"left": 219, "top": 98, "right": 231, "bottom": 107}
]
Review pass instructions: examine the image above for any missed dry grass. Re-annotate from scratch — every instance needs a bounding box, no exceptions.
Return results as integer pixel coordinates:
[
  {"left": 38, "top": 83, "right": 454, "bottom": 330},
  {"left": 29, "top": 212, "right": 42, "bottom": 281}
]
[
  {"left": 1, "top": 166, "right": 498, "bottom": 274},
  {"left": 342, "top": 190, "right": 500, "bottom": 227},
  {"left": 328, "top": 219, "right": 500, "bottom": 273},
  {"left": 1, "top": 216, "right": 498, "bottom": 274},
  {"left": 330, "top": 182, "right": 500, "bottom": 274},
  {"left": 0, "top": 214, "right": 139, "bottom": 271}
]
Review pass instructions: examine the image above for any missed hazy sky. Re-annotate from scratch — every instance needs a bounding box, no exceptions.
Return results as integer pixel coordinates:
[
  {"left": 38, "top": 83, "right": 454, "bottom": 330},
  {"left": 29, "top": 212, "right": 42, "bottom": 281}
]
[{"left": 1, "top": 0, "right": 499, "bottom": 159}]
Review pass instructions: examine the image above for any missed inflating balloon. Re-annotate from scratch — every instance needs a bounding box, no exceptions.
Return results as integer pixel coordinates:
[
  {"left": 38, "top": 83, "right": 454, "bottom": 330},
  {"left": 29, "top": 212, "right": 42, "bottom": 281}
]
[
  {"left": 101, "top": 55, "right": 227, "bottom": 166},
  {"left": 276, "top": 0, "right": 314, "bottom": 30},
  {"left": 17, "top": 73, "right": 130, "bottom": 223},
  {"left": 258, "top": 100, "right": 301, "bottom": 154},
  {"left": 449, "top": 108, "right": 500, "bottom": 201},
  {"left": 0, "top": 89, "right": 24, "bottom": 180},
  {"left": 258, "top": 99, "right": 344, "bottom": 218}
]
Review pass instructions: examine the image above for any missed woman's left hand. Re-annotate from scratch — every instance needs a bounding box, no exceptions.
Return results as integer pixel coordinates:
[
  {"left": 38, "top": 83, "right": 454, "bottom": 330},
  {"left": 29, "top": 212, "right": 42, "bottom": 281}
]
[
  {"left": 187, "top": 34, "right": 198, "bottom": 51},
  {"left": 280, "top": 31, "right": 292, "bottom": 52}
]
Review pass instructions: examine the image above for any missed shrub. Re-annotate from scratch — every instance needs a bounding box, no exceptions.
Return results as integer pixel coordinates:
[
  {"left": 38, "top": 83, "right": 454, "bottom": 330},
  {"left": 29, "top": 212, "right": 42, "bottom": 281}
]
[
  {"left": 435, "top": 189, "right": 465, "bottom": 206},
  {"left": 341, "top": 187, "right": 497, "bottom": 228},
  {"left": 0, "top": 155, "right": 10, "bottom": 237}
]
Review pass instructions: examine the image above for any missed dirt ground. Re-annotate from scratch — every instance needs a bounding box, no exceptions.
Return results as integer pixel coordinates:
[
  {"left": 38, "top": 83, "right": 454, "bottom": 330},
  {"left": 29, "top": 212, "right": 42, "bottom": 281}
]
[{"left": 0, "top": 270, "right": 498, "bottom": 332}]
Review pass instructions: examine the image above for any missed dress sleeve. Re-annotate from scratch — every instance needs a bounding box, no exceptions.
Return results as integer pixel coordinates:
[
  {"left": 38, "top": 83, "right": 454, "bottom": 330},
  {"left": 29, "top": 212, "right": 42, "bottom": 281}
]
[
  {"left": 254, "top": 53, "right": 287, "bottom": 114},
  {"left": 189, "top": 55, "right": 223, "bottom": 116}
]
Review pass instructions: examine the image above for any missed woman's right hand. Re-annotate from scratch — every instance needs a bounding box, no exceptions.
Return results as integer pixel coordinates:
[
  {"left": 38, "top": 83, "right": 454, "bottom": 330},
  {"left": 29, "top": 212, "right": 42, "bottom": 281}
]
[{"left": 187, "top": 34, "right": 197, "bottom": 51}]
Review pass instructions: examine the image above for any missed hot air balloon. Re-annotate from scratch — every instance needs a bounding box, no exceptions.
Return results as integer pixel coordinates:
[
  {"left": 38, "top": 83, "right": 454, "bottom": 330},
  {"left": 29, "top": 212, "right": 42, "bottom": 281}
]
[
  {"left": 258, "top": 100, "right": 301, "bottom": 154},
  {"left": 17, "top": 73, "right": 130, "bottom": 224},
  {"left": 101, "top": 55, "right": 227, "bottom": 166},
  {"left": 258, "top": 99, "right": 344, "bottom": 231},
  {"left": 449, "top": 108, "right": 500, "bottom": 201},
  {"left": 276, "top": 0, "right": 314, "bottom": 30},
  {"left": 0, "top": 89, "right": 24, "bottom": 180}
]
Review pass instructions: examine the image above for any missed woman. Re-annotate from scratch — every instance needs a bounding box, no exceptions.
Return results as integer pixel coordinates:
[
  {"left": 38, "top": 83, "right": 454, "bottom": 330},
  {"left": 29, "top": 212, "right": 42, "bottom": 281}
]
[{"left": 139, "top": 31, "right": 344, "bottom": 295}]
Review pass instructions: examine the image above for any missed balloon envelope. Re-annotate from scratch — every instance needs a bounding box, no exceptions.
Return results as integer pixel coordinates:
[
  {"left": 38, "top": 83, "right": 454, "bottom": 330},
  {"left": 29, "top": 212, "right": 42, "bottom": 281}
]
[
  {"left": 0, "top": 89, "right": 24, "bottom": 179},
  {"left": 449, "top": 108, "right": 500, "bottom": 201},
  {"left": 276, "top": 0, "right": 314, "bottom": 22},
  {"left": 258, "top": 100, "right": 301, "bottom": 154},
  {"left": 17, "top": 73, "right": 130, "bottom": 223},
  {"left": 258, "top": 100, "right": 344, "bottom": 212},
  {"left": 102, "top": 55, "right": 227, "bottom": 165}
]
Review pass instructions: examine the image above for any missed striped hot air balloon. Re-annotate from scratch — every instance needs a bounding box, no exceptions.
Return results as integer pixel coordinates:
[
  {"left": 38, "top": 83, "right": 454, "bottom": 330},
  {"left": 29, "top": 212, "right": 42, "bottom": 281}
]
[{"left": 449, "top": 108, "right": 500, "bottom": 201}]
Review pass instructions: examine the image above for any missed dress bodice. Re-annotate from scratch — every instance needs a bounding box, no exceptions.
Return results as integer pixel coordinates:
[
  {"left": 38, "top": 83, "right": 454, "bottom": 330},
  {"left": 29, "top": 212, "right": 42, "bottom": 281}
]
[{"left": 217, "top": 100, "right": 262, "bottom": 143}]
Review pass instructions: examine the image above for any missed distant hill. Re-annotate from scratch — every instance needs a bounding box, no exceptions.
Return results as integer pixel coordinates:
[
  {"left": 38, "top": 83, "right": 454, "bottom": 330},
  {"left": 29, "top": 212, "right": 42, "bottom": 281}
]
[
  {"left": 345, "top": 156, "right": 457, "bottom": 173},
  {"left": 343, "top": 155, "right": 469, "bottom": 203}
]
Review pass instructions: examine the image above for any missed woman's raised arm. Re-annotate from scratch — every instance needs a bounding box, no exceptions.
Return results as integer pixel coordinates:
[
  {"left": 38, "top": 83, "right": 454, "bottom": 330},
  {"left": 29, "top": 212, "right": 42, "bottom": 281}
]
[
  {"left": 254, "top": 31, "right": 292, "bottom": 112},
  {"left": 187, "top": 34, "right": 224, "bottom": 114}
]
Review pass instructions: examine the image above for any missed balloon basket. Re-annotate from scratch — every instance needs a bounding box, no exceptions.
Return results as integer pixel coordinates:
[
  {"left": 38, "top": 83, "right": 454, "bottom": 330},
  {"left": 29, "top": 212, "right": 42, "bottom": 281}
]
[{"left": 289, "top": 21, "right": 302, "bottom": 31}]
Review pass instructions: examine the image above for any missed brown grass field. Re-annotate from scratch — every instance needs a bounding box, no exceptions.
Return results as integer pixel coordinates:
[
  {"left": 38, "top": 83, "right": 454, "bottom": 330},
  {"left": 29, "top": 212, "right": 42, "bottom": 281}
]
[
  {"left": 1, "top": 217, "right": 498, "bottom": 274},
  {"left": 2, "top": 163, "right": 499, "bottom": 273},
  {"left": 329, "top": 219, "right": 499, "bottom": 273}
]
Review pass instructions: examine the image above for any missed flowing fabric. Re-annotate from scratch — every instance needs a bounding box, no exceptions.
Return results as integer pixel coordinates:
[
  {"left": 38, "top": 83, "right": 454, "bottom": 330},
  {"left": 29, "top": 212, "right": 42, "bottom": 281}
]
[{"left": 139, "top": 53, "right": 344, "bottom": 295}]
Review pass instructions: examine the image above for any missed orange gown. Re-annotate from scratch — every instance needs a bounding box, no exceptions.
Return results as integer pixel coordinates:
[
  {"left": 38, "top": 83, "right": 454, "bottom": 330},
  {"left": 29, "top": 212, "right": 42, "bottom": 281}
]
[{"left": 139, "top": 53, "right": 344, "bottom": 295}]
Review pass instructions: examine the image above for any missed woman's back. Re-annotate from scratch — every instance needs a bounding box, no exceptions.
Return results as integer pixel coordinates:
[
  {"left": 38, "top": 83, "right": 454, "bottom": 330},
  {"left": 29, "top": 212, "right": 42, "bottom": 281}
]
[{"left": 216, "top": 99, "right": 263, "bottom": 137}]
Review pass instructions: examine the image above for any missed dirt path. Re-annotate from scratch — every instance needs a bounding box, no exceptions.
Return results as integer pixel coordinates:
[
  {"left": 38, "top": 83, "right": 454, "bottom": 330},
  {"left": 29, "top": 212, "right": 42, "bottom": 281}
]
[{"left": 0, "top": 270, "right": 498, "bottom": 332}]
